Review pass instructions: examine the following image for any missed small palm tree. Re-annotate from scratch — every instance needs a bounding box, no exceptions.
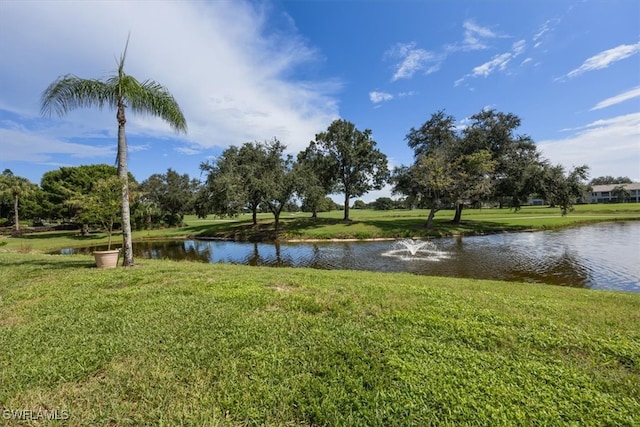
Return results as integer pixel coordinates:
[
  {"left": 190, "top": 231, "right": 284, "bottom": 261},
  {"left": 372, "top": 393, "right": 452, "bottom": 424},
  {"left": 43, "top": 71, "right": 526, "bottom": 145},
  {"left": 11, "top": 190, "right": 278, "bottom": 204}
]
[
  {"left": 0, "top": 172, "right": 36, "bottom": 233},
  {"left": 41, "top": 37, "right": 187, "bottom": 266}
]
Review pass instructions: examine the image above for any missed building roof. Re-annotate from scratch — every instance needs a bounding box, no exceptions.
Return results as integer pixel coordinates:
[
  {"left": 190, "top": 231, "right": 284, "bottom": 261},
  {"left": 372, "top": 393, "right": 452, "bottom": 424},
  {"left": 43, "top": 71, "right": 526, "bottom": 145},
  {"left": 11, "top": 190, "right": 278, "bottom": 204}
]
[{"left": 590, "top": 183, "right": 640, "bottom": 192}]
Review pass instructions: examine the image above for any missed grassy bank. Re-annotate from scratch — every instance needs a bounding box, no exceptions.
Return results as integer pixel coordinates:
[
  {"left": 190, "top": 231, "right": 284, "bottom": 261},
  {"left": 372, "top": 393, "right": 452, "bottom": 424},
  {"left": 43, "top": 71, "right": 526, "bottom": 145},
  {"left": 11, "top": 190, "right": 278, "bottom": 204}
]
[
  {"left": 2, "top": 204, "right": 640, "bottom": 252},
  {"left": 193, "top": 203, "right": 640, "bottom": 241},
  {"left": 1, "top": 252, "right": 639, "bottom": 425}
]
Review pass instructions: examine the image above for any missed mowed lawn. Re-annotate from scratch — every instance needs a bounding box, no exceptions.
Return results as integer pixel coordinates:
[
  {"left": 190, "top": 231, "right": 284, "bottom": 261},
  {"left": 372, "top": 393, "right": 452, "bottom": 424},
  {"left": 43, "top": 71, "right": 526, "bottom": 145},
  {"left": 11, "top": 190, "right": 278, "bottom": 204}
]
[
  {"left": 275, "top": 203, "right": 640, "bottom": 240},
  {"left": 0, "top": 252, "right": 639, "bottom": 426}
]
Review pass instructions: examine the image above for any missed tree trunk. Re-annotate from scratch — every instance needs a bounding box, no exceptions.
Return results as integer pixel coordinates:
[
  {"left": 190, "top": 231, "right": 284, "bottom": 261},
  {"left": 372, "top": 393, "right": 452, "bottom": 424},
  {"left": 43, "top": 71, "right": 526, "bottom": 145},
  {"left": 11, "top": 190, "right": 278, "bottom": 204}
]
[
  {"left": 273, "top": 210, "right": 280, "bottom": 233},
  {"left": 117, "top": 102, "right": 134, "bottom": 266},
  {"left": 106, "top": 218, "right": 114, "bottom": 251},
  {"left": 343, "top": 193, "right": 350, "bottom": 221},
  {"left": 252, "top": 207, "right": 258, "bottom": 226},
  {"left": 311, "top": 209, "right": 318, "bottom": 219},
  {"left": 424, "top": 206, "right": 438, "bottom": 229},
  {"left": 13, "top": 194, "right": 19, "bottom": 232},
  {"left": 274, "top": 242, "right": 282, "bottom": 264},
  {"left": 452, "top": 203, "right": 463, "bottom": 224}
]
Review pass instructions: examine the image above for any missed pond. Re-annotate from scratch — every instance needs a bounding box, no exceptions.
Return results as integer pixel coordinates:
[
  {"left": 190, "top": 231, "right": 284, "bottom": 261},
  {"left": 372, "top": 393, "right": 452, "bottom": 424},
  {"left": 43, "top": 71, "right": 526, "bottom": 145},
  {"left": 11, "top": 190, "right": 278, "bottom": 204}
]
[{"left": 58, "top": 221, "right": 640, "bottom": 292}]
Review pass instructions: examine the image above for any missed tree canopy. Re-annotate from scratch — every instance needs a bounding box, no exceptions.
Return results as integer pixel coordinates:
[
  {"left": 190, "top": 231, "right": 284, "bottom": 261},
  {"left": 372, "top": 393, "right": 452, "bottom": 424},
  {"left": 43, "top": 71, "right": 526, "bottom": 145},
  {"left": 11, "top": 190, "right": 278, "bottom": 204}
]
[
  {"left": 139, "top": 168, "right": 198, "bottom": 226},
  {"left": 399, "top": 110, "right": 497, "bottom": 225},
  {"left": 395, "top": 108, "right": 590, "bottom": 224},
  {"left": 66, "top": 176, "right": 124, "bottom": 249},
  {"left": 539, "top": 164, "right": 590, "bottom": 215},
  {"left": 589, "top": 176, "right": 632, "bottom": 185},
  {"left": 40, "top": 164, "right": 133, "bottom": 221},
  {"left": 306, "top": 119, "right": 389, "bottom": 221},
  {"left": 10, "top": 100, "right": 607, "bottom": 238},
  {"left": 198, "top": 139, "right": 297, "bottom": 232},
  {"left": 611, "top": 185, "right": 632, "bottom": 203},
  {"left": 296, "top": 146, "right": 336, "bottom": 219},
  {"left": 258, "top": 140, "right": 297, "bottom": 232}
]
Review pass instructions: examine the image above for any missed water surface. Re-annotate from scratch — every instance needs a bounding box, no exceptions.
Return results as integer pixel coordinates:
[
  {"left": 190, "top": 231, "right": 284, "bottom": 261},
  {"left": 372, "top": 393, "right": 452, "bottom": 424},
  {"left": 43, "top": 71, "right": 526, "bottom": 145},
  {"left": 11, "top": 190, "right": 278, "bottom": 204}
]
[{"left": 59, "top": 221, "right": 640, "bottom": 292}]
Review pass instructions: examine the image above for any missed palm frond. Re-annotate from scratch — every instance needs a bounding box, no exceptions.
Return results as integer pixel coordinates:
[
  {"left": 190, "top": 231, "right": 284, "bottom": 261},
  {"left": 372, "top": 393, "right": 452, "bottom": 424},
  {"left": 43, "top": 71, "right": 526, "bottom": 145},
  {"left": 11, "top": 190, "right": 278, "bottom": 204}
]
[
  {"left": 118, "top": 34, "right": 130, "bottom": 77},
  {"left": 126, "top": 78, "right": 187, "bottom": 133},
  {"left": 41, "top": 75, "right": 116, "bottom": 117}
]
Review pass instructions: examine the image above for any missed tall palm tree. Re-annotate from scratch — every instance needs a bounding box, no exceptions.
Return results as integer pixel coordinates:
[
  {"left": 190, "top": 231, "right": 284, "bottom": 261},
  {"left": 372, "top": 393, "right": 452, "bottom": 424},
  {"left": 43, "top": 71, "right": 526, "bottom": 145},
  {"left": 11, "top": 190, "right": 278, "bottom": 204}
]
[{"left": 41, "top": 38, "right": 187, "bottom": 266}]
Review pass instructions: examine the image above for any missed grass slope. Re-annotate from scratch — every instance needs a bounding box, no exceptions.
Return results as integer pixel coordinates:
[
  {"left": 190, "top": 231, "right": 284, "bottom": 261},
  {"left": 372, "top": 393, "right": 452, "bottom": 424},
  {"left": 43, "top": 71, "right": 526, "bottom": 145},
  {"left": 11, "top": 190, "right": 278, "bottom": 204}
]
[{"left": 1, "top": 253, "right": 638, "bottom": 426}]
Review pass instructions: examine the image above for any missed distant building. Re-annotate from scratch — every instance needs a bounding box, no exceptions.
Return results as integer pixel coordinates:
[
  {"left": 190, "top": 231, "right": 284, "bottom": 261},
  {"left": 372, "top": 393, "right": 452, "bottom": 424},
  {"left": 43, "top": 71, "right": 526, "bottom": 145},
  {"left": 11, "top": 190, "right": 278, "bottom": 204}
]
[
  {"left": 527, "top": 183, "right": 640, "bottom": 205},
  {"left": 589, "top": 183, "right": 640, "bottom": 203}
]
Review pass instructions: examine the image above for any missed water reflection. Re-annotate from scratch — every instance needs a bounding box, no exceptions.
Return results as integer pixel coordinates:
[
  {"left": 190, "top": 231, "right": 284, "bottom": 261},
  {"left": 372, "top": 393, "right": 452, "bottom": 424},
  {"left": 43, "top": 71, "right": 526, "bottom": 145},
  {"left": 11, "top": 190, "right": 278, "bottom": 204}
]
[{"left": 58, "top": 222, "right": 640, "bottom": 292}]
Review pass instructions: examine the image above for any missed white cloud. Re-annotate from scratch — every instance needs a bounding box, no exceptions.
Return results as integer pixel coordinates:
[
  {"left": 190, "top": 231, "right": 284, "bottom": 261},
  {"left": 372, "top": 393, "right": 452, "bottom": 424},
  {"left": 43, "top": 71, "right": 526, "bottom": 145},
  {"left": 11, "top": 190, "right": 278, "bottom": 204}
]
[
  {"left": 472, "top": 52, "right": 514, "bottom": 77},
  {"left": 533, "top": 21, "right": 551, "bottom": 41},
  {"left": 457, "top": 40, "right": 526, "bottom": 84},
  {"left": 446, "top": 20, "right": 502, "bottom": 53},
  {"left": 566, "top": 42, "right": 640, "bottom": 79},
  {"left": 174, "top": 146, "right": 202, "bottom": 156},
  {"left": 461, "top": 20, "right": 499, "bottom": 51},
  {"left": 512, "top": 40, "right": 526, "bottom": 55},
  {"left": 0, "top": 127, "right": 114, "bottom": 162},
  {"left": 391, "top": 20, "right": 500, "bottom": 84},
  {"left": 0, "top": 0, "right": 340, "bottom": 162},
  {"left": 532, "top": 18, "right": 561, "bottom": 47},
  {"left": 128, "top": 144, "right": 150, "bottom": 153},
  {"left": 369, "top": 91, "right": 394, "bottom": 104},
  {"left": 369, "top": 90, "right": 418, "bottom": 105},
  {"left": 591, "top": 86, "right": 640, "bottom": 111},
  {"left": 456, "top": 117, "right": 473, "bottom": 131},
  {"left": 537, "top": 113, "right": 640, "bottom": 181},
  {"left": 385, "top": 42, "right": 441, "bottom": 81}
]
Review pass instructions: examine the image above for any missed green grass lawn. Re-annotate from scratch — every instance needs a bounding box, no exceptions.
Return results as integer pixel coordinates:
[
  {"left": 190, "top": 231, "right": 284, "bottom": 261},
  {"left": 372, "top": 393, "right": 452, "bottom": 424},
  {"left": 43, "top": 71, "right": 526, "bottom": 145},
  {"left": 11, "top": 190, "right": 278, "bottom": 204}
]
[
  {"left": 3, "top": 204, "right": 639, "bottom": 252},
  {"left": 275, "top": 203, "right": 640, "bottom": 240},
  {"left": 0, "top": 252, "right": 638, "bottom": 426}
]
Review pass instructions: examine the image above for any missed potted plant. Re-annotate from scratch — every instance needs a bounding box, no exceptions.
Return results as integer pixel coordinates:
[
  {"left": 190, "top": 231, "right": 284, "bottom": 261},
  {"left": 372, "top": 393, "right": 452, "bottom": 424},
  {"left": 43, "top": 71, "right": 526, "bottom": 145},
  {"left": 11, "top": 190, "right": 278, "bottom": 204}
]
[{"left": 67, "top": 176, "right": 124, "bottom": 268}]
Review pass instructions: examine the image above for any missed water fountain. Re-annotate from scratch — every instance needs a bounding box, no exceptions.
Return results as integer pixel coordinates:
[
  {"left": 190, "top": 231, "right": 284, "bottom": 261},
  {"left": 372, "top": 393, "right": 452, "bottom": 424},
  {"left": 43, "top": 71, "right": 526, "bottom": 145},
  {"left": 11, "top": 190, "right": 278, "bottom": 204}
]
[
  {"left": 382, "top": 238, "right": 449, "bottom": 261},
  {"left": 396, "top": 238, "right": 432, "bottom": 255}
]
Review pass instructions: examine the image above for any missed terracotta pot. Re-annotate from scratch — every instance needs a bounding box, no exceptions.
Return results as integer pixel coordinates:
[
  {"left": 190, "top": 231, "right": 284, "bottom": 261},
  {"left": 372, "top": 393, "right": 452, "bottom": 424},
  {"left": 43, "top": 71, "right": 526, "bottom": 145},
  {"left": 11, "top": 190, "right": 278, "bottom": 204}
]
[{"left": 94, "top": 249, "right": 120, "bottom": 268}]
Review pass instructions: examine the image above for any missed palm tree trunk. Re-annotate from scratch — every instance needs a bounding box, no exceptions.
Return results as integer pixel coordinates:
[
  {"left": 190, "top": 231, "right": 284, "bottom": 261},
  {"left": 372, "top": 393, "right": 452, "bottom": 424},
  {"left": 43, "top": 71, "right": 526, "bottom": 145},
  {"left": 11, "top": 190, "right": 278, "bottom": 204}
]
[
  {"left": 13, "top": 194, "right": 19, "bottom": 232},
  {"left": 117, "top": 103, "right": 134, "bottom": 266}
]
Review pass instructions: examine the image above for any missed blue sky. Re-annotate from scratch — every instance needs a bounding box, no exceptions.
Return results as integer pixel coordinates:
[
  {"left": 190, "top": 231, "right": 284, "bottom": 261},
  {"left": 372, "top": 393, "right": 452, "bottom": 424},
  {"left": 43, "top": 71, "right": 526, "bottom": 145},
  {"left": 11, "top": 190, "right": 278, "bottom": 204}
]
[{"left": 1, "top": 0, "right": 639, "bottom": 201}]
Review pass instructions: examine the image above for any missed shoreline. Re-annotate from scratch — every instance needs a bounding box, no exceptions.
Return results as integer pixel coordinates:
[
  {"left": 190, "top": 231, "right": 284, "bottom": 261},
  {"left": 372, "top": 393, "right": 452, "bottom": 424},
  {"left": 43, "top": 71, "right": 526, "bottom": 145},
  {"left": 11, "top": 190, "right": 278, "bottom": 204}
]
[{"left": 2, "top": 212, "right": 639, "bottom": 253}]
